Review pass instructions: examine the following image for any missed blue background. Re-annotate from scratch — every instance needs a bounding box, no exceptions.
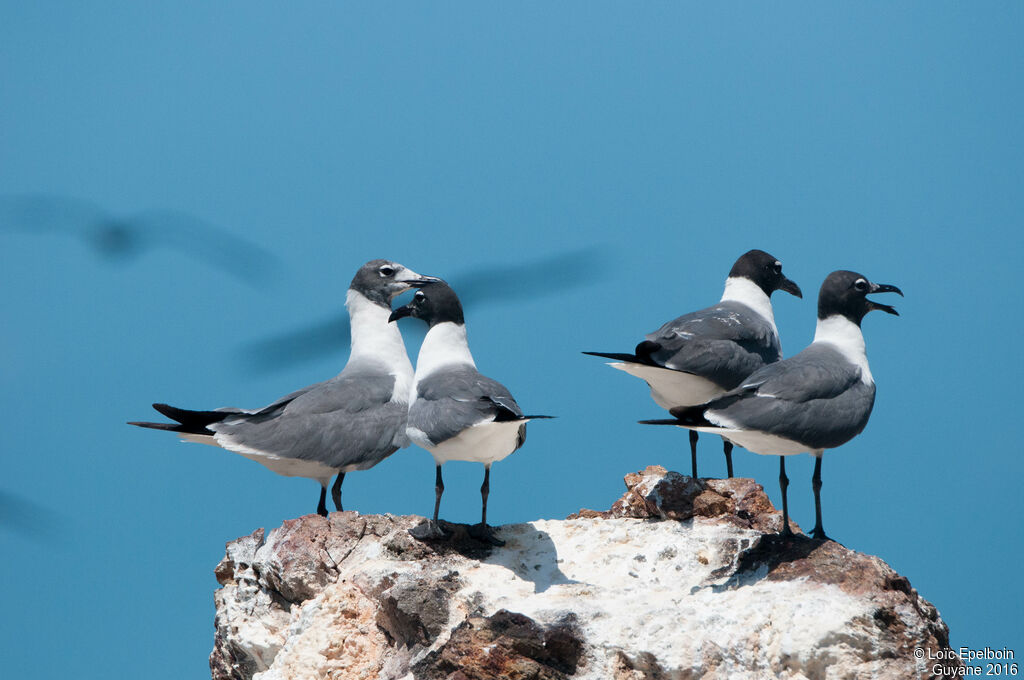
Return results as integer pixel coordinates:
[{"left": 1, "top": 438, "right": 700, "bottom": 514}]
[{"left": 1, "top": 3, "right": 1020, "bottom": 676}]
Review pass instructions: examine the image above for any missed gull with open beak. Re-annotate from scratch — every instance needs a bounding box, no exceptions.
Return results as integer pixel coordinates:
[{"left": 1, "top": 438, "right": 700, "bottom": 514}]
[{"left": 642, "top": 270, "right": 903, "bottom": 540}]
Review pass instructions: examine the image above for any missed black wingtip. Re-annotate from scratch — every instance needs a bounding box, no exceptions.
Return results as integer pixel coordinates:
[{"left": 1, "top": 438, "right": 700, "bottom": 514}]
[
  {"left": 582, "top": 351, "right": 642, "bottom": 362},
  {"left": 522, "top": 415, "right": 557, "bottom": 420},
  {"left": 583, "top": 342, "right": 662, "bottom": 366},
  {"left": 638, "top": 418, "right": 684, "bottom": 426},
  {"left": 633, "top": 340, "right": 661, "bottom": 362},
  {"left": 666, "top": 404, "right": 717, "bottom": 427},
  {"left": 146, "top": 402, "right": 229, "bottom": 434},
  {"left": 151, "top": 402, "right": 180, "bottom": 418},
  {"left": 127, "top": 420, "right": 179, "bottom": 431}
]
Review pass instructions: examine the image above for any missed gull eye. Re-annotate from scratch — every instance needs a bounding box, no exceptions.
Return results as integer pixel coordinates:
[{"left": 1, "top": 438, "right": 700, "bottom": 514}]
[
  {"left": 772, "top": 262, "right": 782, "bottom": 275},
  {"left": 854, "top": 279, "right": 868, "bottom": 292},
  {"left": 379, "top": 265, "right": 395, "bottom": 277},
  {"left": 414, "top": 291, "right": 426, "bottom": 301}
]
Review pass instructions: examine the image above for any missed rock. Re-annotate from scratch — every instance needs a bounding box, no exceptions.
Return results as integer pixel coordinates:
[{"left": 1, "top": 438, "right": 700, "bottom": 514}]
[
  {"left": 570, "top": 464, "right": 795, "bottom": 533},
  {"left": 210, "top": 467, "right": 960, "bottom": 680},
  {"left": 412, "top": 610, "right": 583, "bottom": 680}
]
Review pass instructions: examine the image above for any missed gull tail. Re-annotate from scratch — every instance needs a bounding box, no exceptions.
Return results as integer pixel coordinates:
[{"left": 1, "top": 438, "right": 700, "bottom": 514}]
[{"left": 128, "top": 403, "right": 232, "bottom": 435}]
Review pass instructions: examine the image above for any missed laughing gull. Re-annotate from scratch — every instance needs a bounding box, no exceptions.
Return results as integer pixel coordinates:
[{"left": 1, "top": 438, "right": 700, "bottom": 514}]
[
  {"left": 585, "top": 249, "right": 802, "bottom": 478},
  {"left": 642, "top": 270, "right": 903, "bottom": 539},
  {"left": 129, "top": 259, "right": 439, "bottom": 517},
  {"left": 389, "top": 281, "right": 553, "bottom": 545}
]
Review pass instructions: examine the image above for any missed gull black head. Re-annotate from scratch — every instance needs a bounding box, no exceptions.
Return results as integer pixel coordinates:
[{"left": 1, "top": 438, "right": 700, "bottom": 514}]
[
  {"left": 729, "top": 249, "right": 803, "bottom": 298},
  {"left": 817, "top": 270, "right": 904, "bottom": 325},
  {"left": 388, "top": 281, "right": 465, "bottom": 327},
  {"left": 348, "top": 259, "right": 441, "bottom": 307}
]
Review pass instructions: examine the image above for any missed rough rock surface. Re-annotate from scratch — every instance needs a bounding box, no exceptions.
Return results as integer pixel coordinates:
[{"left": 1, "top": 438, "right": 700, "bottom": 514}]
[{"left": 211, "top": 466, "right": 958, "bottom": 680}]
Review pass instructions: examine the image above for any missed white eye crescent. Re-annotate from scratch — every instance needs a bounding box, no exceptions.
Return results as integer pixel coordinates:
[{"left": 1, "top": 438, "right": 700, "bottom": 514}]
[
  {"left": 854, "top": 279, "right": 868, "bottom": 291},
  {"left": 379, "top": 265, "right": 396, "bottom": 277}
]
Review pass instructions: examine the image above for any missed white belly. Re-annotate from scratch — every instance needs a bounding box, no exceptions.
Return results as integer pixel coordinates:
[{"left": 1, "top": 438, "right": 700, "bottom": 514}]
[
  {"left": 178, "top": 432, "right": 338, "bottom": 484},
  {"left": 685, "top": 425, "right": 818, "bottom": 457},
  {"left": 413, "top": 420, "right": 524, "bottom": 465},
  {"left": 610, "top": 362, "right": 725, "bottom": 410}
]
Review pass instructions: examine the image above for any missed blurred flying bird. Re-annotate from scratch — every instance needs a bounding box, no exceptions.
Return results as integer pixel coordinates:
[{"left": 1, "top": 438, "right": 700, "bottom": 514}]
[
  {"left": 0, "top": 193, "right": 280, "bottom": 286},
  {"left": 0, "top": 489, "right": 62, "bottom": 539}
]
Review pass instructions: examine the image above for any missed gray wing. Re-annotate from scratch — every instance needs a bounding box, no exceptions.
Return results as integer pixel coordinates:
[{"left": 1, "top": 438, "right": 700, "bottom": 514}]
[
  {"left": 410, "top": 366, "right": 523, "bottom": 446},
  {"left": 212, "top": 362, "right": 406, "bottom": 470},
  {"left": 644, "top": 301, "right": 782, "bottom": 389},
  {"left": 251, "top": 379, "right": 330, "bottom": 414},
  {"left": 706, "top": 345, "right": 876, "bottom": 450}
]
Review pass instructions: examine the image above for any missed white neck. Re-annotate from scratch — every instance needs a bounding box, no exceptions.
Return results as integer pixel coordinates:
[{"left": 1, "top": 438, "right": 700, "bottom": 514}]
[
  {"left": 721, "top": 276, "right": 777, "bottom": 332},
  {"left": 345, "top": 289, "right": 413, "bottom": 375},
  {"left": 812, "top": 315, "right": 873, "bottom": 385},
  {"left": 414, "top": 322, "right": 476, "bottom": 380}
]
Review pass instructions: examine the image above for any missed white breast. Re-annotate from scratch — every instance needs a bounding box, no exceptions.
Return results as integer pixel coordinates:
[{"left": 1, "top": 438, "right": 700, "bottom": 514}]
[
  {"left": 410, "top": 322, "right": 476, "bottom": 405},
  {"left": 720, "top": 276, "right": 779, "bottom": 339},
  {"left": 417, "top": 419, "right": 524, "bottom": 465},
  {"left": 812, "top": 315, "right": 873, "bottom": 385},
  {"left": 346, "top": 289, "right": 415, "bottom": 402}
]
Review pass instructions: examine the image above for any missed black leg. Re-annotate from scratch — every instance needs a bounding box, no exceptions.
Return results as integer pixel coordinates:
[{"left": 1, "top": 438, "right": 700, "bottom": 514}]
[
  {"left": 480, "top": 465, "right": 491, "bottom": 526},
  {"left": 409, "top": 464, "right": 448, "bottom": 540},
  {"left": 432, "top": 464, "right": 444, "bottom": 524},
  {"left": 469, "top": 464, "right": 505, "bottom": 546},
  {"left": 689, "top": 430, "right": 699, "bottom": 478},
  {"left": 811, "top": 455, "right": 829, "bottom": 540},
  {"left": 723, "top": 439, "right": 734, "bottom": 479},
  {"left": 331, "top": 472, "right": 345, "bottom": 512},
  {"left": 316, "top": 485, "right": 328, "bottom": 517},
  {"left": 778, "top": 457, "right": 792, "bottom": 536}
]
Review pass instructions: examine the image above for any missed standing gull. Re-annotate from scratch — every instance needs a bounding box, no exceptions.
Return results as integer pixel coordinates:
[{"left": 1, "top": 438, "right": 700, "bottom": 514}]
[
  {"left": 642, "top": 270, "right": 903, "bottom": 539},
  {"left": 389, "top": 281, "right": 553, "bottom": 544},
  {"left": 129, "top": 259, "right": 439, "bottom": 516},
  {"left": 585, "top": 249, "right": 802, "bottom": 478}
]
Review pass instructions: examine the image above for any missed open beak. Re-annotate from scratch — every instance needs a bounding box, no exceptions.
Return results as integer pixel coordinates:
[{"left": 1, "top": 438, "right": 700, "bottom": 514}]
[
  {"left": 388, "top": 305, "right": 413, "bottom": 323},
  {"left": 867, "top": 282, "right": 904, "bottom": 316},
  {"left": 779, "top": 277, "right": 803, "bottom": 298}
]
